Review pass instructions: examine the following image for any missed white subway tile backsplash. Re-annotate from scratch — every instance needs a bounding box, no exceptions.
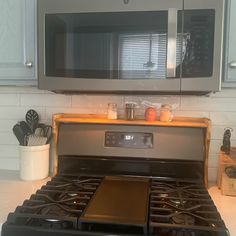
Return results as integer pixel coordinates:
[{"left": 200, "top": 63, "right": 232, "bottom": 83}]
[
  {"left": 0, "top": 132, "right": 18, "bottom": 145},
  {"left": 20, "top": 94, "right": 71, "bottom": 107},
  {"left": 209, "top": 140, "right": 223, "bottom": 154},
  {"left": 0, "top": 94, "right": 20, "bottom": 106},
  {"left": 72, "top": 95, "right": 123, "bottom": 108},
  {"left": 0, "top": 120, "right": 16, "bottom": 132},
  {"left": 0, "top": 107, "right": 45, "bottom": 121},
  {"left": 124, "top": 95, "right": 180, "bottom": 109},
  {"left": 208, "top": 154, "right": 220, "bottom": 168},
  {"left": 0, "top": 158, "right": 18, "bottom": 170},
  {"left": 181, "top": 96, "right": 236, "bottom": 112},
  {"left": 45, "top": 107, "right": 108, "bottom": 122},
  {"left": 0, "top": 87, "right": 236, "bottom": 183},
  {"left": 173, "top": 110, "right": 210, "bottom": 118},
  {"left": 210, "top": 112, "right": 236, "bottom": 125},
  {"left": 210, "top": 89, "right": 236, "bottom": 98},
  {"left": 0, "top": 86, "right": 44, "bottom": 94},
  {"left": 208, "top": 167, "right": 218, "bottom": 182},
  {"left": 0, "top": 145, "right": 18, "bottom": 158}
]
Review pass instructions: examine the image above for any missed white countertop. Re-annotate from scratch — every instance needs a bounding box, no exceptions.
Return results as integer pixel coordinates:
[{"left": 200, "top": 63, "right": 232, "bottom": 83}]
[{"left": 0, "top": 170, "right": 236, "bottom": 236}]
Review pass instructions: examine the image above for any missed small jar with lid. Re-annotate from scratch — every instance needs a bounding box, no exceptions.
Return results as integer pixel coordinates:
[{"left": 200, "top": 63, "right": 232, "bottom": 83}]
[
  {"left": 160, "top": 104, "right": 173, "bottom": 122},
  {"left": 125, "top": 103, "right": 136, "bottom": 120},
  {"left": 145, "top": 107, "right": 157, "bottom": 121},
  {"left": 107, "top": 103, "right": 117, "bottom": 119}
]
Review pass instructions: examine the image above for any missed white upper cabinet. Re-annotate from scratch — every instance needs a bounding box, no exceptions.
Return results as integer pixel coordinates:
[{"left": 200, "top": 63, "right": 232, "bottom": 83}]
[
  {"left": 224, "top": 0, "right": 236, "bottom": 85},
  {"left": 0, "top": 0, "right": 36, "bottom": 85}
]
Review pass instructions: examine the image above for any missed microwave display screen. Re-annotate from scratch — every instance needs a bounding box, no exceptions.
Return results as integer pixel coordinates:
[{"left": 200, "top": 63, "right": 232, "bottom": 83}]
[{"left": 45, "top": 10, "right": 214, "bottom": 80}]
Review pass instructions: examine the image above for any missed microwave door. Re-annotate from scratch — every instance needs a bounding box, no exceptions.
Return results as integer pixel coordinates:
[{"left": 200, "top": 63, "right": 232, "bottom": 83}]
[
  {"left": 38, "top": 0, "right": 183, "bottom": 93},
  {"left": 180, "top": 0, "right": 225, "bottom": 92}
]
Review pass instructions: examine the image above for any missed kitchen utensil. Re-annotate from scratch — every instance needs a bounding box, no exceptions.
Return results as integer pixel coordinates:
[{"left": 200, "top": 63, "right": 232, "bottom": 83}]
[
  {"left": 13, "top": 124, "right": 26, "bottom": 146},
  {"left": 44, "top": 125, "right": 52, "bottom": 143},
  {"left": 27, "top": 135, "right": 47, "bottom": 146},
  {"left": 221, "top": 128, "right": 232, "bottom": 155},
  {"left": 25, "top": 109, "right": 39, "bottom": 132},
  {"left": 19, "top": 121, "right": 32, "bottom": 135},
  {"left": 38, "top": 124, "right": 52, "bottom": 141},
  {"left": 225, "top": 166, "right": 236, "bottom": 178},
  {"left": 34, "top": 127, "right": 44, "bottom": 136}
]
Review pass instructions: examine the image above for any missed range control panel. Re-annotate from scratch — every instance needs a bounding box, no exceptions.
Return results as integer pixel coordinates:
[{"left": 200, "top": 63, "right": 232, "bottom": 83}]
[{"left": 104, "top": 132, "right": 153, "bottom": 149}]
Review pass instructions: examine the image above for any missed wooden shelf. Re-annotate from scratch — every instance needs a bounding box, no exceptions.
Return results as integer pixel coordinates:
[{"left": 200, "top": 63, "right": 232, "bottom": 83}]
[{"left": 52, "top": 113, "right": 210, "bottom": 128}]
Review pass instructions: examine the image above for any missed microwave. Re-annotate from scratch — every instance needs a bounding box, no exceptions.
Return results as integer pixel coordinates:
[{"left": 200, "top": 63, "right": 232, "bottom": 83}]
[{"left": 38, "top": 0, "right": 225, "bottom": 94}]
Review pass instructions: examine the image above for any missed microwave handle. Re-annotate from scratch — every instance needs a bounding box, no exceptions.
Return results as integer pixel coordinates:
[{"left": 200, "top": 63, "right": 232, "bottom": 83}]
[{"left": 167, "top": 8, "right": 178, "bottom": 78}]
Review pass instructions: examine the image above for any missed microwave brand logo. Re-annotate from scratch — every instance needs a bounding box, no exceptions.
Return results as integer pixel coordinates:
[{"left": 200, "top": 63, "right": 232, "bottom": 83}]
[{"left": 123, "top": 0, "right": 130, "bottom": 4}]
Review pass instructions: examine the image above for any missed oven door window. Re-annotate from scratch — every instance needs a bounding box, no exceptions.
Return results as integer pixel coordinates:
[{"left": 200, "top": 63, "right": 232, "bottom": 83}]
[{"left": 45, "top": 11, "right": 181, "bottom": 80}]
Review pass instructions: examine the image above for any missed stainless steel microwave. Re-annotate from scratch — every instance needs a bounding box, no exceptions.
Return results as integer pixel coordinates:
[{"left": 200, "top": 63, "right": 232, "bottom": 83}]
[{"left": 37, "top": 0, "right": 225, "bottom": 94}]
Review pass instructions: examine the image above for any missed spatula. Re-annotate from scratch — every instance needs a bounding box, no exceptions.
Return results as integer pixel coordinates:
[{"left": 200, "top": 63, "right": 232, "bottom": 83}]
[
  {"left": 13, "top": 124, "right": 26, "bottom": 146},
  {"left": 25, "top": 109, "right": 39, "bottom": 132}
]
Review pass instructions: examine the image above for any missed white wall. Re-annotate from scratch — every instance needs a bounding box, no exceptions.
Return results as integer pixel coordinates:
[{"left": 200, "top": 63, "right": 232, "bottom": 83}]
[{"left": 0, "top": 86, "right": 236, "bottom": 182}]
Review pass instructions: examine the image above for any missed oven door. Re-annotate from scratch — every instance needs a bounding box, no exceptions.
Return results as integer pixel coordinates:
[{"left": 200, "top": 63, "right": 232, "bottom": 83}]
[{"left": 38, "top": 0, "right": 183, "bottom": 93}]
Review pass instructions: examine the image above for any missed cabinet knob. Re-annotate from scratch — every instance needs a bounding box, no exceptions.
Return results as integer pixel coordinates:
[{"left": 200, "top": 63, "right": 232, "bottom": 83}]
[
  {"left": 25, "top": 61, "right": 33, "bottom": 68},
  {"left": 229, "top": 61, "right": 236, "bottom": 68}
]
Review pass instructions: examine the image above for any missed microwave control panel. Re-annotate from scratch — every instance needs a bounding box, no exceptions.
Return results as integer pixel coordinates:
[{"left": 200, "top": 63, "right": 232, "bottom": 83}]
[{"left": 104, "top": 132, "right": 153, "bottom": 149}]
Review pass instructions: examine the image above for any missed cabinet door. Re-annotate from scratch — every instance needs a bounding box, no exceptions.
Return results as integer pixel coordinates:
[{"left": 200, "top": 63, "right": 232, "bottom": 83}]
[
  {"left": 225, "top": 0, "right": 236, "bottom": 83},
  {"left": 0, "top": 0, "right": 36, "bottom": 85}
]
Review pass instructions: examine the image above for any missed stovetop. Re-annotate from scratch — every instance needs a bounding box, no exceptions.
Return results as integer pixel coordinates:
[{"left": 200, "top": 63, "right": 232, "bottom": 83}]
[
  {"left": 2, "top": 175, "right": 229, "bottom": 236},
  {"left": 1, "top": 122, "right": 230, "bottom": 236}
]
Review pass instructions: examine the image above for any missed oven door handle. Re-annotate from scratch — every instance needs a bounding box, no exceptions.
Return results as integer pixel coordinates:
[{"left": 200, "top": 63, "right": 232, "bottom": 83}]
[{"left": 167, "top": 8, "right": 178, "bottom": 78}]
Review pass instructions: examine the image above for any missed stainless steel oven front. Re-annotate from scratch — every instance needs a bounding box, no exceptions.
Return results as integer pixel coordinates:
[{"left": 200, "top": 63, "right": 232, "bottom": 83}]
[{"left": 37, "top": 0, "right": 225, "bottom": 94}]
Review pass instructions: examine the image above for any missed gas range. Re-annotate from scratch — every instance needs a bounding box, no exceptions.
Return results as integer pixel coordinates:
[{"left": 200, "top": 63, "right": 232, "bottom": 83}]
[{"left": 2, "top": 119, "right": 230, "bottom": 236}]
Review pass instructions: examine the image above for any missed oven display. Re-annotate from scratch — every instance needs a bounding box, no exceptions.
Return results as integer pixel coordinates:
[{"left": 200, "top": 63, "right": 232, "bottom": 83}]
[
  {"left": 124, "top": 135, "right": 134, "bottom": 141},
  {"left": 105, "top": 132, "right": 153, "bottom": 148}
]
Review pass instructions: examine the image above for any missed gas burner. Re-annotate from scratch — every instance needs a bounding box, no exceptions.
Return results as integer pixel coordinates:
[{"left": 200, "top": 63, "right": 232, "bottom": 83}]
[
  {"left": 172, "top": 214, "right": 195, "bottom": 225},
  {"left": 45, "top": 219, "right": 60, "bottom": 222},
  {"left": 149, "top": 179, "right": 229, "bottom": 235},
  {"left": 151, "top": 181, "right": 209, "bottom": 199},
  {"left": 13, "top": 176, "right": 103, "bottom": 221},
  {"left": 67, "top": 193, "right": 78, "bottom": 197},
  {"left": 53, "top": 177, "right": 101, "bottom": 191},
  {"left": 39, "top": 203, "right": 82, "bottom": 217},
  {"left": 158, "top": 193, "right": 169, "bottom": 198},
  {"left": 170, "top": 199, "right": 187, "bottom": 206}
]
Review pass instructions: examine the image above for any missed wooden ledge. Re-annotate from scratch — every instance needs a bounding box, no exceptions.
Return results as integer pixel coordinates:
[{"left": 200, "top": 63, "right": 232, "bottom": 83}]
[{"left": 52, "top": 113, "right": 210, "bottom": 129}]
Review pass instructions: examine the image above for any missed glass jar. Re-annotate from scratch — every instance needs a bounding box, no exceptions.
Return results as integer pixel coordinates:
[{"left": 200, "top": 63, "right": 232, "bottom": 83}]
[
  {"left": 125, "top": 103, "right": 136, "bottom": 120},
  {"left": 107, "top": 103, "right": 117, "bottom": 119},
  {"left": 145, "top": 107, "right": 157, "bottom": 121},
  {"left": 160, "top": 104, "right": 173, "bottom": 122}
]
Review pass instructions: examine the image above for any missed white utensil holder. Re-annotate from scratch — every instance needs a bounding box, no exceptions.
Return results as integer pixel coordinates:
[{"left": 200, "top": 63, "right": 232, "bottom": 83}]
[{"left": 19, "top": 144, "right": 50, "bottom": 181}]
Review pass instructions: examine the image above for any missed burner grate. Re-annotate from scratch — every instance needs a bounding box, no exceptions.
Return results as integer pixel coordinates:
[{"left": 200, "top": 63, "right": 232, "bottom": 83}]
[
  {"left": 6, "top": 176, "right": 103, "bottom": 230},
  {"left": 149, "top": 180, "right": 229, "bottom": 235}
]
